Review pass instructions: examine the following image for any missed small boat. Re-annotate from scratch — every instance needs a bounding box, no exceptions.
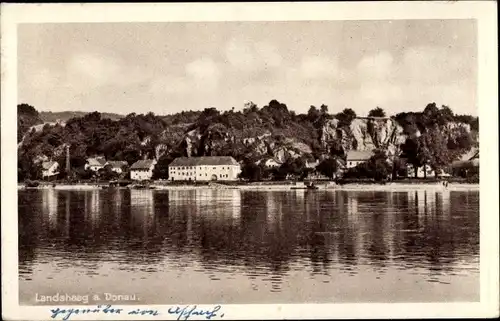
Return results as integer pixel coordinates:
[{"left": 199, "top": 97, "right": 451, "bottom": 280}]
[
  {"left": 291, "top": 182, "right": 319, "bottom": 190},
  {"left": 130, "top": 184, "right": 155, "bottom": 190}
]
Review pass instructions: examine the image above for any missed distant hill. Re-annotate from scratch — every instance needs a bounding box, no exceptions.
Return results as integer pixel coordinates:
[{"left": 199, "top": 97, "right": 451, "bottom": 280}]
[{"left": 39, "top": 111, "right": 124, "bottom": 123}]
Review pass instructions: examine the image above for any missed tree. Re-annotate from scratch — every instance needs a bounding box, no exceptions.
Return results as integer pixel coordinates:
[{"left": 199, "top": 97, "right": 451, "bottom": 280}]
[
  {"left": 329, "top": 139, "right": 344, "bottom": 157},
  {"left": 243, "top": 101, "right": 259, "bottom": 114},
  {"left": 98, "top": 164, "right": 119, "bottom": 181},
  {"left": 422, "top": 102, "right": 440, "bottom": 127},
  {"left": 440, "top": 105, "right": 454, "bottom": 124},
  {"left": 316, "top": 158, "right": 338, "bottom": 179},
  {"left": 366, "top": 149, "right": 392, "bottom": 181},
  {"left": 152, "top": 154, "right": 175, "bottom": 180},
  {"left": 278, "top": 157, "right": 306, "bottom": 180},
  {"left": 320, "top": 104, "right": 329, "bottom": 115},
  {"left": 401, "top": 137, "right": 424, "bottom": 178},
  {"left": 307, "top": 105, "right": 321, "bottom": 122},
  {"left": 417, "top": 125, "right": 450, "bottom": 178},
  {"left": 368, "top": 107, "right": 386, "bottom": 118},
  {"left": 18, "top": 157, "right": 43, "bottom": 181},
  {"left": 335, "top": 108, "right": 357, "bottom": 127},
  {"left": 239, "top": 161, "right": 262, "bottom": 181},
  {"left": 447, "top": 126, "right": 473, "bottom": 155},
  {"left": 18, "top": 103, "right": 43, "bottom": 142},
  {"left": 344, "top": 150, "right": 391, "bottom": 181},
  {"left": 392, "top": 157, "right": 408, "bottom": 179}
]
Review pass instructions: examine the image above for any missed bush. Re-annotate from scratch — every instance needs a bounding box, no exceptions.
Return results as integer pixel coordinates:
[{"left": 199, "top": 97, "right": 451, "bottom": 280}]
[{"left": 25, "top": 179, "right": 40, "bottom": 187}]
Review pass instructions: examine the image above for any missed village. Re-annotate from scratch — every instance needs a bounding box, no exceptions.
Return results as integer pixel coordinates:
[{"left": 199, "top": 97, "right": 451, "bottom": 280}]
[{"left": 32, "top": 145, "right": 479, "bottom": 189}]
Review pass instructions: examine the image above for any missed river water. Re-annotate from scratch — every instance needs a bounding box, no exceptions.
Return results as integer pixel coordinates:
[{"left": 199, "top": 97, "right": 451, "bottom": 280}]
[{"left": 18, "top": 188, "right": 479, "bottom": 304}]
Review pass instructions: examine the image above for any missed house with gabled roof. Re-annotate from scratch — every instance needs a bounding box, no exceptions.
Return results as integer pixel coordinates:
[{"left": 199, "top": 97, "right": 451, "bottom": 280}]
[
  {"left": 106, "top": 161, "right": 128, "bottom": 174},
  {"left": 345, "top": 150, "right": 374, "bottom": 169},
  {"left": 256, "top": 157, "right": 281, "bottom": 168},
  {"left": 169, "top": 156, "right": 241, "bottom": 181},
  {"left": 85, "top": 157, "right": 106, "bottom": 172},
  {"left": 42, "top": 161, "right": 59, "bottom": 178},
  {"left": 130, "top": 159, "right": 157, "bottom": 181}
]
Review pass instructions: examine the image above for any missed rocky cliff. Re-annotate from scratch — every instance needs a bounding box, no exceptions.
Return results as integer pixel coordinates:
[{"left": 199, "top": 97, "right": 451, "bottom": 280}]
[
  {"left": 320, "top": 117, "right": 407, "bottom": 156},
  {"left": 160, "top": 116, "right": 472, "bottom": 164}
]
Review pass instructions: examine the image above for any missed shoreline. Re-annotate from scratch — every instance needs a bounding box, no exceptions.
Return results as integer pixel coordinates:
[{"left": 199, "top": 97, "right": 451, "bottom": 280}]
[{"left": 18, "top": 182, "right": 480, "bottom": 192}]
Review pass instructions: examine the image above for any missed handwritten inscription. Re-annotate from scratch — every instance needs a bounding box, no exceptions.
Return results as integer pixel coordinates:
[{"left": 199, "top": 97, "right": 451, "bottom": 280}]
[
  {"left": 50, "top": 305, "right": 158, "bottom": 320},
  {"left": 167, "top": 305, "right": 224, "bottom": 320},
  {"left": 49, "top": 304, "right": 224, "bottom": 320}
]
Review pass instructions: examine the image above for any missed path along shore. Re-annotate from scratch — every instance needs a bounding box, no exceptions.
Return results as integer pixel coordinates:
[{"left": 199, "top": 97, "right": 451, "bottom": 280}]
[{"left": 18, "top": 182, "right": 479, "bottom": 192}]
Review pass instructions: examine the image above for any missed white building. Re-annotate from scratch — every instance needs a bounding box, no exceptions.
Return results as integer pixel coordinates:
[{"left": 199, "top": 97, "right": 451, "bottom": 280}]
[
  {"left": 345, "top": 150, "right": 374, "bottom": 169},
  {"left": 305, "top": 159, "right": 320, "bottom": 169},
  {"left": 85, "top": 157, "right": 106, "bottom": 172},
  {"left": 169, "top": 156, "right": 241, "bottom": 181},
  {"left": 42, "top": 161, "right": 59, "bottom": 178},
  {"left": 130, "top": 159, "right": 157, "bottom": 181},
  {"left": 106, "top": 161, "right": 128, "bottom": 174},
  {"left": 406, "top": 164, "right": 436, "bottom": 178},
  {"left": 257, "top": 158, "right": 281, "bottom": 168}
]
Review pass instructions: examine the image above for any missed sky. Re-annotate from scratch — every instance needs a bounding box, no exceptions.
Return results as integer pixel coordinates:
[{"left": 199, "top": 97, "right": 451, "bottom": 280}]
[{"left": 18, "top": 20, "right": 477, "bottom": 116}]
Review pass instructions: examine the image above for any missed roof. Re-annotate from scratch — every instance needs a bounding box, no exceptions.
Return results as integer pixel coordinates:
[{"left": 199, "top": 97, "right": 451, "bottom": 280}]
[
  {"left": 452, "top": 148, "right": 479, "bottom": 168},
  {"left": 169, "top": 156, "right": 239, "bottom": 167},
  {"left": 469, "top": 150, "right": 479, "bottom": 160},
  {"left": 42, "top": 161, "right": 57, "bottom": 170},
  {"left": 107, "top": 161, "right": 128, "bottom": 168},
  {"left": 87, "top": 157, "right": 106, "bottom": 166},
  {"left": 346, "top": 150, "right": 374, "bottom": 161},
  {"left": 305, "top": 160, "right": 319, "bottom": 168},
  {"left": 459, "top": 148, "right": 479, "bottom": 161},
  {"left": 130, "top": 159, "right": 156, "bottom": 170},
  {"left": 257, "top": 157, "right": 280, "bottom": 165}
]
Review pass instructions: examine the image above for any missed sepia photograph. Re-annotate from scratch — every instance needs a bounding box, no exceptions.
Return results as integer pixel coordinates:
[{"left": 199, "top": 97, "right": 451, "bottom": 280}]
[{"left": 2, "top": 2, "right": 498, "bottom": 320}]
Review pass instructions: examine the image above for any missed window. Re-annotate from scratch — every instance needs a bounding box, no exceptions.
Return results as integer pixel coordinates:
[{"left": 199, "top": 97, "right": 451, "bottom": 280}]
[
  {"left": 213, "top": 167, "right": 216, "bottom": 170},
  {"left": 200, "top": 174, "right": 202, "bottom": 177}
]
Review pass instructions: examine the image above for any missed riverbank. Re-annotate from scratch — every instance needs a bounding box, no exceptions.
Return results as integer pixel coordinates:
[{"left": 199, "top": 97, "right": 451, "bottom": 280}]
[{"left": 18, "top": 182, "right": 479, "bottom": 191}]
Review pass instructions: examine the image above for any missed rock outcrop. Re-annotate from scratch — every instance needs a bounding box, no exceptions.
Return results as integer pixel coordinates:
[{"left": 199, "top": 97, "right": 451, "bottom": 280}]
[{"left": 320, "top": 117, "right": 406, "bottom": 156}]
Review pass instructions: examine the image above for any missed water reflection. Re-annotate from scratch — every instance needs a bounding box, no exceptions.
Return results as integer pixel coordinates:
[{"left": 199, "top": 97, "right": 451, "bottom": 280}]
[{"left": 19, "top": 188, "right": 479, "bottom": 302}]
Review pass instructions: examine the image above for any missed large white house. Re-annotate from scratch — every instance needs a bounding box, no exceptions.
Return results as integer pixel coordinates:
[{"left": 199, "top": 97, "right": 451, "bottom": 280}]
[
  {"left": 169, "top": 156, "right": 241, "bottom": 181},
  {"left": 130, "top": 159, "right": 157, "bottom": 180},
  {"left": 42, "top": 161, "right": 59, "bottom": 178},
  {"left": 345, "top": 150, "right": 374, "bottom": 169}
]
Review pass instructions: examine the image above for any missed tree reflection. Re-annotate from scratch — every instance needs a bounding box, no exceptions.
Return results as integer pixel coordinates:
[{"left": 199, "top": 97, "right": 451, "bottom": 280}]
[{"left": 18, "top": 189, "right": 480, "bottom": 284}]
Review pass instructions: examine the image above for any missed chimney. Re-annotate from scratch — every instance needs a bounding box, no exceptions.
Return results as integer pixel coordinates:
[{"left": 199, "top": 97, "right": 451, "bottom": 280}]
[{"left": 65, "top": 145, "right": 71, "bottom": 174}]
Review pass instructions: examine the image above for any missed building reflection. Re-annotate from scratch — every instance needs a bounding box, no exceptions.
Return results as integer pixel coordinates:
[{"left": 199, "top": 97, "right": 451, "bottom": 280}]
[
  {"left": 130, "top": 189, "right": 155, "bottom": 236},
  {"left": 18, "top": 188, "right": 479, "bottom": 285},
  {"left": 42, "top": 188, "right": 59, "bottom": 230},
  {"left": 389, "top": 189, "right": 477, "bottom": 274},
  {"left": 89, "top": 190, "right": 101, "bottom": 225}
]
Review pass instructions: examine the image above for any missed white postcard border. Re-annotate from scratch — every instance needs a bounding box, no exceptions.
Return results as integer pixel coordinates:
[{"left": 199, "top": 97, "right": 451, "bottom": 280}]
[{"left": 1, "top": 2, "right": 498, "bottom": 320}]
